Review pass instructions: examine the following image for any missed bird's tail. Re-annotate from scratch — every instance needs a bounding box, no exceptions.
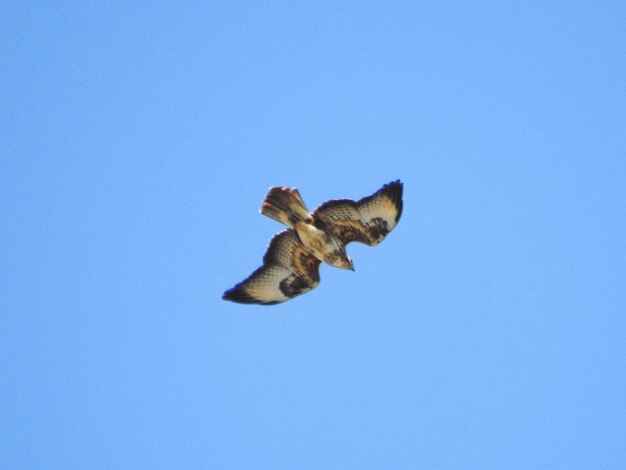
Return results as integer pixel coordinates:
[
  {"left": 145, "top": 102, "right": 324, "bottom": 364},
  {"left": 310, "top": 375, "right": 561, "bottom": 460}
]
[{"left": 260, "top": 186, "right": 312, "bottom": 228}]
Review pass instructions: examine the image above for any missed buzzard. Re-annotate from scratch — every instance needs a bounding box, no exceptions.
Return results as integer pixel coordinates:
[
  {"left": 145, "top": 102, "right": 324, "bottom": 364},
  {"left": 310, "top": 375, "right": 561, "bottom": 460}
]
[{"left": 222, "top": 180, "right": 403, "bottom": 305}]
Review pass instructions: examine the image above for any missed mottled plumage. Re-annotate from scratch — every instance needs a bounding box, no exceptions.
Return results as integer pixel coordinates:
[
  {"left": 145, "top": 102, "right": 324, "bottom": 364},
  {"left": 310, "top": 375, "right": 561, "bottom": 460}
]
[
  {"left": 222, "top": 230, "right": 320, "bottom": 305},
  {"left": 223, "top": 180, "right": 403, "bottom": 305}
]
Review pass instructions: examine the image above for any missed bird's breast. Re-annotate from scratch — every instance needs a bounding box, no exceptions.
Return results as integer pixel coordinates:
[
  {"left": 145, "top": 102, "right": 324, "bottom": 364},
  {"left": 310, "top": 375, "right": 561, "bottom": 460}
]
[{"left": 294, "top": 222, "right": 340, "bottom": 261}]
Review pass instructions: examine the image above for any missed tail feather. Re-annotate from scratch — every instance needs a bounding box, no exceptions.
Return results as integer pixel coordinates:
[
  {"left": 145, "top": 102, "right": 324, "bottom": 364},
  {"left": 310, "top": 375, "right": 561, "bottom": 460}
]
[{"left": 260, "top": 187, "right": 312, "bottom": 227}]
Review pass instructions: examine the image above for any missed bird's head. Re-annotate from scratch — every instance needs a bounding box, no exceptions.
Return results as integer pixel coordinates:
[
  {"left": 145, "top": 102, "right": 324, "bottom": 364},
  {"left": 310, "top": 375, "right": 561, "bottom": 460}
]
[
  {"left": 327, "top": 247, "right": 354, "bottom": 271},
  {"left": 340, "top": 253, "right": 354, "bottom": 271}
]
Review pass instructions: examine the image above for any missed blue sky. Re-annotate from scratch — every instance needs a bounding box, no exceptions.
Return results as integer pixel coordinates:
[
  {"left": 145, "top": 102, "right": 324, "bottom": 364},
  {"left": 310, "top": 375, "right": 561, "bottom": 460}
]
[{"left": 2, "top": 2, "right": 625, "bottom": 468}]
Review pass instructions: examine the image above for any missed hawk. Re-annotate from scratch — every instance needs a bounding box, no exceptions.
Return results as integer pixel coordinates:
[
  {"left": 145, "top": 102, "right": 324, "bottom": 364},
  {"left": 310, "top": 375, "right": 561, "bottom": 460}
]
[{"left": 222, "top": 180, "right": 403, "bottom": 305}]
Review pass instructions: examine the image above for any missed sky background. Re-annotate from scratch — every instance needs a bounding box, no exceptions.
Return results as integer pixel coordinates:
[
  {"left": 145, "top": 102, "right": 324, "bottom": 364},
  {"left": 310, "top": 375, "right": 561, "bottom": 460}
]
[{"left": 2, "top": 2, "right": 626, "bottom": 468}]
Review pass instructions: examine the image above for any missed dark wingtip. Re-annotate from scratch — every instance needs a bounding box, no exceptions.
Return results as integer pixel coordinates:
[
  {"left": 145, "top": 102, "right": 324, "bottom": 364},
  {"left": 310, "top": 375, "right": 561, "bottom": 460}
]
[
  {"left": 222, "top": 286, "right": 280, "bottom": 306},
  {"left": 222, "top": 286, "right": 256, "bottom": 304},
  {"left": 381, "top": 180, "right": 403, "bottom": 223}
]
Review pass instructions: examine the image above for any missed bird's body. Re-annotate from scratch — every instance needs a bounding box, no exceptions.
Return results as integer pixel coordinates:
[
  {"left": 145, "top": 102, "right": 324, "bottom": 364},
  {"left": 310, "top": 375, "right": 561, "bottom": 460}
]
[
  {"left": 223, "top": 180, "right": 403, "bottom": 305},
  {"left": 293, "top": 220, "right": 350, "bottom": 270}
]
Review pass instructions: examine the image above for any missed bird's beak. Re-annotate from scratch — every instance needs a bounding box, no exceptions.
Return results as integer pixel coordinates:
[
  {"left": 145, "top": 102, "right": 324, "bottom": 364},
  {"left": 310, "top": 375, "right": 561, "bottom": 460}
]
[{"left": 349, "top": 261, "right": 355, "bottom": 272}]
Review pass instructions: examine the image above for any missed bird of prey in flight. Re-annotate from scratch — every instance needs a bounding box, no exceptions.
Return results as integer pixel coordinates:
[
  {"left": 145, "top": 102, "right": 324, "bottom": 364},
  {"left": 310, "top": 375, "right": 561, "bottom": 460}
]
[{"left": 222, "top": 180, "right": 403, "bottom": 305}]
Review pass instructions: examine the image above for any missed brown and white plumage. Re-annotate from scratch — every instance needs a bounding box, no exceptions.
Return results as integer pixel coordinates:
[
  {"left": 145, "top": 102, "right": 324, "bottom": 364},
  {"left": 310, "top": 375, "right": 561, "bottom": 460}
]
[
  {"left": 222, "top": 230, "right": 321, "bottom": 305},
  {"left": 313, "top": 181, "right": 403, "bottom": 246},
  {"left": 223, "top": 180, "right": 403, "bottom": 305}
]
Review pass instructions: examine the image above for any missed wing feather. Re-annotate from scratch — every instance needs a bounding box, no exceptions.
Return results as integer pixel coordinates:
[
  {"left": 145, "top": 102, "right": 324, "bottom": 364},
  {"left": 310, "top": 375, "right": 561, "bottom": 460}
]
[
  {"left": 222, "top": 230, "right": 321, "bottom": 305},
  {"left": 312, "top": 180, "right": 403, "bottom": 245}
]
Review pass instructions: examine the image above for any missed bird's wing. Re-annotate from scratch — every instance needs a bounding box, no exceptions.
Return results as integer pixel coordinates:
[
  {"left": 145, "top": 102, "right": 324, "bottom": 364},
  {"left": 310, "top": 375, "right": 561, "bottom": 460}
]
[
  {"left": 222, "top": 230, "right": 321, "bottom": 305},
  {"left": 312, "top": 180, "right": 403, "bottom": 246}
]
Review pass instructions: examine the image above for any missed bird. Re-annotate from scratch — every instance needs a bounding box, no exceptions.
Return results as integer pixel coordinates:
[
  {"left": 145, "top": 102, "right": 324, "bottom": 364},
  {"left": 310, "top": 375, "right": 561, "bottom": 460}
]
[{"left": 222, "top": 180, "right": 403, "bottom": 305}]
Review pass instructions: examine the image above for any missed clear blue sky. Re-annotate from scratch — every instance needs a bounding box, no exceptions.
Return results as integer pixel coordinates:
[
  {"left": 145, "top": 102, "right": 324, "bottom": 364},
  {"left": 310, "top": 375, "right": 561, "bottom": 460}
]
[{"left": 2, "top": 2, "right": 625, "bottom": 468}]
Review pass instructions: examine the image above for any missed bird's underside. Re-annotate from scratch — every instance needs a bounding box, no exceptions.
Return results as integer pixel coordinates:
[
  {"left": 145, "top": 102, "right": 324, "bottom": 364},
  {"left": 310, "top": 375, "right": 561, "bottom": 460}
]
[{"left": 222, "top": 180, "right": 403, "bottom": 305}]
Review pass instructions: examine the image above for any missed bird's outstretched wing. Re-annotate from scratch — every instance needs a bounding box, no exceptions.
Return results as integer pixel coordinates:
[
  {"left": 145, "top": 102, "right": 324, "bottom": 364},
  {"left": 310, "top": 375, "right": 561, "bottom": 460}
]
[
  {"left": 222, "top": 230, "right": 321, "bottom": 305},
  {"left": 312, "top": 180, "right": 403, "bottom": 246}
]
